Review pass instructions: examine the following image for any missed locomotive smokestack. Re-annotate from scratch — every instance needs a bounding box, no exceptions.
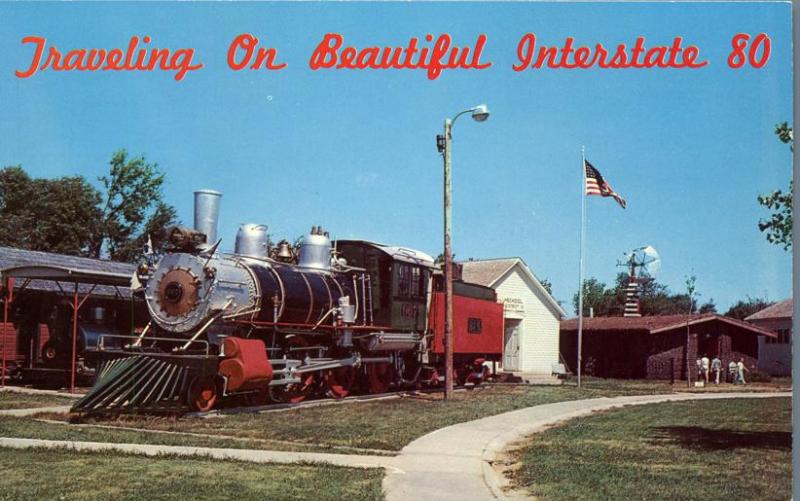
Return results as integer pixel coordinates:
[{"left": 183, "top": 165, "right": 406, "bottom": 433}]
[{"left": 194, "top": 189, "right": 222, "bottom": 245}]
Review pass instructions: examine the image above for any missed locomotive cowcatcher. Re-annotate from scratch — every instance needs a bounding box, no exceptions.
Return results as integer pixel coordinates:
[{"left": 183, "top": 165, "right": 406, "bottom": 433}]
[{"left": 72, "top": 190, "right": 503, "bottom": 414}]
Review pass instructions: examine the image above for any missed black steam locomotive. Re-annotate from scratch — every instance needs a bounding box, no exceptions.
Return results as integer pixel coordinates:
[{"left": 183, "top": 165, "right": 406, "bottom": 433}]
[{"left": 72, "top": 190, "right": 498, "bottom": 414}]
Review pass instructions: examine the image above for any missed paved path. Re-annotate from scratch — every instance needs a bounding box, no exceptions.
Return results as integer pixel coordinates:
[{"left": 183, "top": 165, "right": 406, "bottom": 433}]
[
  {"left": 0, "top": 386, "right": 82, "bottom": 398},
  {"left": 0, "top": 437, "right": 400, "bottom": 471},
  {"left": 0, "top": 405, "right": 72, "bottom": 417},
  {"left": 382, "top": 391, "right": 791, "bottom": 501}
]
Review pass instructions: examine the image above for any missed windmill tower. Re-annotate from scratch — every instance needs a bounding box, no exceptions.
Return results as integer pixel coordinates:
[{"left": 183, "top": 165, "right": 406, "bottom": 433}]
[{"left": 617, "top": 246, "right": 661, "bottom": 317}]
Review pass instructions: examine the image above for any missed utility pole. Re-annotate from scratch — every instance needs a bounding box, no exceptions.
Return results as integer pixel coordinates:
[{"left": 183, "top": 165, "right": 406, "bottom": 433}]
[
  {"left": 443, "top": 118, "right": 455, "bottom": 400},
  {"left": 438, "top": 105, "right": 490, "bottom": 400}
]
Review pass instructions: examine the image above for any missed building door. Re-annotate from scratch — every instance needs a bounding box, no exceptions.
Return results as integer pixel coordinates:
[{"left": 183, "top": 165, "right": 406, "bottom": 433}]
[{"left": 503, "top": 319, "right": 521, "bottom": 371}]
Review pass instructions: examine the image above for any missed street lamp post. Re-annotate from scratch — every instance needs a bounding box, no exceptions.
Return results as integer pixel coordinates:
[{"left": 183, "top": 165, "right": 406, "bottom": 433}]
[{"left": 438, "top": 104, "right": 490, "bottom": 400}]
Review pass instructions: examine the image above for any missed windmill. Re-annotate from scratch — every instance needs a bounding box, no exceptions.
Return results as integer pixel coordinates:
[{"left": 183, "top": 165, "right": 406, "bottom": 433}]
[{"left": 617, "top": 246, "right": 661, "bottom": 317}]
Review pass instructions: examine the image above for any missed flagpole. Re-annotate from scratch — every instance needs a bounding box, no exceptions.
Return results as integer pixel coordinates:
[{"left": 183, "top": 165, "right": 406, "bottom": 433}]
[{"left": 577, "top": 146, "right": 587, "bottom": 389}]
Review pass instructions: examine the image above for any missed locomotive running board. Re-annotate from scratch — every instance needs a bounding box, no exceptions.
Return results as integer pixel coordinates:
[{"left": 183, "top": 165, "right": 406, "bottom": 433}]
[{"left": 71, "top": 353, "right": 217, "bottom": 415}]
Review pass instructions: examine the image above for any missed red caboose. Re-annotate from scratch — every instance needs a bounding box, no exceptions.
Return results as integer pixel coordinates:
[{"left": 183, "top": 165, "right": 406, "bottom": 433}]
[{"left": 429, "top": 278, "right": 504, "bottom": 383}]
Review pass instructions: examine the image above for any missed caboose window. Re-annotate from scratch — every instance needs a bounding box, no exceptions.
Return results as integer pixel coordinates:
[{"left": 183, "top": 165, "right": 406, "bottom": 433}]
[{"left": 468, "top": 318, "right": 482, "bottom": 334}]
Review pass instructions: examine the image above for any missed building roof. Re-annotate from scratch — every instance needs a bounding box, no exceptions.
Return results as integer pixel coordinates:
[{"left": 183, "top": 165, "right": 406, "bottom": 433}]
[
  {"left": 745, "top": 298, "right": 793, "bottom": 321},
  {"left": 460, "top": 258, "right": 518, "bottom": 287},
  {"left": 0, "top": 246, "right": 135, "bottom": 299},
  {"left": 459, "top": 257, "right": 566, "bottom": 318},
  {"left": 560, "top": 314, "right": 777, "bottom": 337}
]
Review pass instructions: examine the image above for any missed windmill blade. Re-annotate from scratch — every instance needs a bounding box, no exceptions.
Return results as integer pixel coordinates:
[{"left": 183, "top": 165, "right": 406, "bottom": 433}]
[{"left": 642, "top": 246, "right": 661, "bottom": 276}]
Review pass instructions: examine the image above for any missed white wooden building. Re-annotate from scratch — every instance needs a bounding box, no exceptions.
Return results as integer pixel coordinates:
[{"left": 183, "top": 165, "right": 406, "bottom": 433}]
[{"left": 460, "top": 258, "right": 566, "bottom": 376}]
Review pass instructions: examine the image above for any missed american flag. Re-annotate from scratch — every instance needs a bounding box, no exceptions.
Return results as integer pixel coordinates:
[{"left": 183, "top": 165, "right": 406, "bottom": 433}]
[{"left": 584, "top": 160, "right": 626, "bottom": 209}]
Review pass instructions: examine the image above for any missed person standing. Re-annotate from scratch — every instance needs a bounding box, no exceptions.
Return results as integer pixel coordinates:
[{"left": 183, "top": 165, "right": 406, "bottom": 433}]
[
  {"left": 701, "top": 354, "right": 710, "bottom": 384},
  {"left": 696, "top": 358, "right": 703, "bottom": 381},
  {"left": 711, "top": 356, "right": 722, "bottom": 384},
  {"left": 737, "top": 358, "right": 749, "bottom": 385},
  {"left": 728, "top": 360, "right": 738, "bottom": 384}
]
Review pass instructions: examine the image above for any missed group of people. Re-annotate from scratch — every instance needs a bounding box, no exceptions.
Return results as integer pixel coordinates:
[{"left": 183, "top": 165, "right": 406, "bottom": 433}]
[{"left": 696, "top": 354, "right": 749, "bottom": 385}]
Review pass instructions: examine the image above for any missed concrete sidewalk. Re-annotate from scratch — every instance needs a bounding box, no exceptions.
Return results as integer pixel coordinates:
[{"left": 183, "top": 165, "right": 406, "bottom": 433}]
[
  {"left": 0, "top": 436, "right": 400, "bottom": 471},
  {"left": 0, "top": 405, "right": 72, "bottom": 417},
  {"left": 0, "top": 386, "right": 82, "bottom": 398},
  {"left": 382, "top": 391, "right": 791, "bottom": 501}
]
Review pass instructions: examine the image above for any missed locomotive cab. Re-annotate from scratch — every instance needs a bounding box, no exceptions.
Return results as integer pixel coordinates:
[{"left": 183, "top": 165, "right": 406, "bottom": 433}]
[{"left": 335, "top": 240, "right": 434, "bottom": 333}]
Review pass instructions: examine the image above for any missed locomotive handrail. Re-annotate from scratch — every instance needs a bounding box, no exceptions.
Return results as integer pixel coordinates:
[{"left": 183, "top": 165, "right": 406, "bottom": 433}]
[{"left": 99, "top": 333, "right": 210, "bottom": 355}]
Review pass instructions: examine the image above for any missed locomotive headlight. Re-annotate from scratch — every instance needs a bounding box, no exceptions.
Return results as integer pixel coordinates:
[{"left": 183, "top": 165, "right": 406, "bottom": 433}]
[{"left": 163, "top": 282, "right": 184, "bottom": 303}]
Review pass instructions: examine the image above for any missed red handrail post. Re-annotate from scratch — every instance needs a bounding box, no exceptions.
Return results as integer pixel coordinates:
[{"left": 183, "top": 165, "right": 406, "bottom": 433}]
[
  {"left": 71, "top": 282, "right": 78, "bottom": 393},
  {"left": 1, "top": 278, "right": 13, "bottom": 388}
]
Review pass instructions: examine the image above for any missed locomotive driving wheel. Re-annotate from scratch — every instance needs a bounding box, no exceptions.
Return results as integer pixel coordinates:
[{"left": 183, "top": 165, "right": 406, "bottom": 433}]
[
  {"left": 269, "top": 373, "right": 316, "bottom": 404},
  {"left": 324, "top": 367, "right": 355, "bottom": 399},
  {"left": 366, "top": 363, "right": 395, "bottom": 394},
  {"left": 269, "top": 336, "right": 317, "bottom": 404}
]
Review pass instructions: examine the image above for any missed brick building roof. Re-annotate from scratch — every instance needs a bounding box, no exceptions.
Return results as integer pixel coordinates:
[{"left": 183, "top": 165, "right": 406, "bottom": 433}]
[
  {"left": 560, "top": 314, "right": 776, "bottom": 337},
  {"left": 745, "top": 298, "right": 793, "bottom": 321}
]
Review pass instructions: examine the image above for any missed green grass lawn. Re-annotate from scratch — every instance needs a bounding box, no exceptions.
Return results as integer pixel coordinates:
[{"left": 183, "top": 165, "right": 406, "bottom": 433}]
[
  {"left": 511, "top": 397, "right": 791, "bottom": 500},
  {"left": 0, "top": 416, "right": 329, "bottom": 453},
  {"left": 4, "top": 379, "right": 787, "bottom": 455},
  {"left": 0, "top": 448, "right": 384, "bottom": 501},
  {"left": 68, "top": 380, "right": 682, "bottom": 452},
  {"left": 0, "top": 391, "right": 75, "bottom": 410}
]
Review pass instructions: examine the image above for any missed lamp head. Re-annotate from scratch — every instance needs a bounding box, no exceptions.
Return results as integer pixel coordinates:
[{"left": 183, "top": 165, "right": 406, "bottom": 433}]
[{"left": 471, "top": 104, "right": 490, "bottom": 122}]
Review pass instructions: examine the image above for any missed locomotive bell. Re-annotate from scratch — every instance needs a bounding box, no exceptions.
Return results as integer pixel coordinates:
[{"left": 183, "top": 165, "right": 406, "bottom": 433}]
[
  {"left": 235, "top": 224, "right": 269, "bottom": 257},
  {"left": 275, "top": 240, "right": 294, "bottom": 261}
]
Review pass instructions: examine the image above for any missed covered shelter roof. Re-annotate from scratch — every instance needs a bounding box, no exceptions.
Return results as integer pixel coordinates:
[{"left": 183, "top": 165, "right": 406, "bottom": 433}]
[
  {"left": 560, "top": 314, "right": 777, "bottom": 338},
  {"left": 0, "top": 246, "right": 134, "bottom": 298},
  {"left": 745, "top": 298, "right": 793, "bottom": 321}
]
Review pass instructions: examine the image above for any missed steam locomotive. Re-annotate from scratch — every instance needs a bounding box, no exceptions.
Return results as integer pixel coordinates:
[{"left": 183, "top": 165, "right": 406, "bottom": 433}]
[{"left": 73, "top": 190, "right": 502, "bottom": 414}]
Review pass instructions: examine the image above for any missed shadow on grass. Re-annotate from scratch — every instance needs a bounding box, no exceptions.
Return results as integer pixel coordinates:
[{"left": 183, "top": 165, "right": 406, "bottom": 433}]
[{"left": 649, "top": 426, "right": 791, "bottom": 451}]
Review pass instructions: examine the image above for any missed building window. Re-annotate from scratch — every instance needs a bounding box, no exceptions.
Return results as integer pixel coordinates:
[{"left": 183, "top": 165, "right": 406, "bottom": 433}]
[{"left": 468, "top": 318, "right": 482, "bottom": 334}]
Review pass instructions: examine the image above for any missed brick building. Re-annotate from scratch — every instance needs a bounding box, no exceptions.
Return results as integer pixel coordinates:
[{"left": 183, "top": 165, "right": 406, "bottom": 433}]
[
  {"left": 560, "top": 314, "right": 775, "bottom": 380},
  {"left": 746, "top": 298, "right": 792, "bottom": 376}
]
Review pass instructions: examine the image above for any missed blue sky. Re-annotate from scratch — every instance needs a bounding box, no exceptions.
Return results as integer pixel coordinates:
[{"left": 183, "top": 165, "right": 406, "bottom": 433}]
[{"left": 0, "top": 2, "right": 792, "bottom": 313}]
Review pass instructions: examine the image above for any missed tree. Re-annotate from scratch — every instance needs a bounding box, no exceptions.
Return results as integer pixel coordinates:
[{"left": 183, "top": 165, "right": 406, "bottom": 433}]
[
  {"left": 0, "top": 149, "right": 177, "bottom": 262},
  {"left": 91, "top": 150, "right": 177, "bottom": 261},
  {"left": 0, "top": 167, "right": 101, "bottom": 255},
  {"left": 724, "top": 296, "right": 773, "bottom": 320},
  {"left": 758, "top": 122, "right": 793, "bottom": 250},
  {"left": 698, "top": 299, "right": 717, "bottom": 314},
  {"left": 539, "top": 278, "right": 553, "bottom": 295},
  {"left": 573, "top": 277, "right": 617, "bottom": 316},
  {"left": 573, "top": 273, "right": 716, "bottom": 317}
]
